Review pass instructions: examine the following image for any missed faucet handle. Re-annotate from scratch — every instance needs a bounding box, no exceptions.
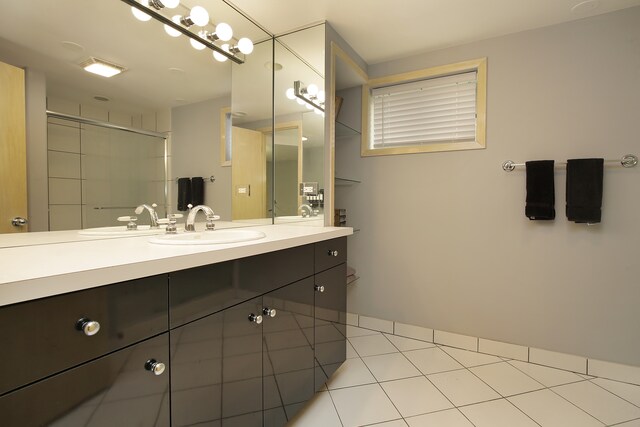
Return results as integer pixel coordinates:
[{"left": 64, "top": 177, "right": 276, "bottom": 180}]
[
  {"left": 205, "top": 214, "right": 221, "bottom": 231},
  {"left": 117, "top": 216, "right": 138, "bottom": 230},
  {"left": 170, "top": 213, "right": 184, "bottom": 219}
]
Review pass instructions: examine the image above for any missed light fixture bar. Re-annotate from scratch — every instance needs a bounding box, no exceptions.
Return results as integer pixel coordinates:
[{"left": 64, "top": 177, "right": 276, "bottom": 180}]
[
  {"left": 294, "top": 81, "right": 324, "bottom": 112},
  {"left": 120, "top": 0, "right": 243, "bottom": 64}
]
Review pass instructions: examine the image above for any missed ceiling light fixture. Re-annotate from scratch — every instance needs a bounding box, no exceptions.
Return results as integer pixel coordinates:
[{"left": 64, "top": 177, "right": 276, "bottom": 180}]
[
  {"left": 80, "top": 57, "right": 126, "bottom": 78},
  {"left": 287, "top": 81, "right": 325, "bottom": 112},
  {"left": 121, "top": 0, "right": 252, "bottom": 65}
]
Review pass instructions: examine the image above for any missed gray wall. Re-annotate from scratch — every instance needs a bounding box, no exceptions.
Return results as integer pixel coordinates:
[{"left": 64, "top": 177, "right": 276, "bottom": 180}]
[
  {"left": 344, "top": 8, "right": 640, "bottom": 366},
  {"left": 172, "top": 96, "right": 232, "bottom": 220}
]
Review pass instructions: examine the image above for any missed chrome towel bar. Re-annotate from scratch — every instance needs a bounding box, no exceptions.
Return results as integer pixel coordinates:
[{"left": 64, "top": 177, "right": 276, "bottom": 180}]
[{"left": 502, "top": 154, "right": 638, "bottom": 172}]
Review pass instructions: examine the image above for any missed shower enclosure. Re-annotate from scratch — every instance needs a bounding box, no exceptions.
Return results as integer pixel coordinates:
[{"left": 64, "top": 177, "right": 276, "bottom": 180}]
[{"left": 47, "top": 112, "right": 167, "bottom": 230}]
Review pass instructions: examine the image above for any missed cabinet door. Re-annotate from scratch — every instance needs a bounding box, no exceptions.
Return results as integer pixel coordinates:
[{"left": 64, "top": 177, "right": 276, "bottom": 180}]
[
  {"left": 171, "top": 297, "right": 264, "bottom": 427},
  {"left": 262, "top": 277, "right": 315, "bottom": 426},
  {"left": 0, "top": 334, "right": 169, "bottom": 427},
  {"left": 314, "top": 263, "right": 347, "bottom": 389}
]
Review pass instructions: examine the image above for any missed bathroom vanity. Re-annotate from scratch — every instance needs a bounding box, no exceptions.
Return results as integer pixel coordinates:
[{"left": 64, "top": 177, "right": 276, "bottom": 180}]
[{"left": 0, "top": 225, "right": 349, "bottom": 426}]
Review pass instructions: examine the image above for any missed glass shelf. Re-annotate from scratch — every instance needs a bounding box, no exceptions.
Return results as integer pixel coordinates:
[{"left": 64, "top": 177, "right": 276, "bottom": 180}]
[
  {"left": 335, "top": 177, "right": 361, "bottom": 186},
  {"left": 336, "top": 121, "right": 361, "bottom": 138}
]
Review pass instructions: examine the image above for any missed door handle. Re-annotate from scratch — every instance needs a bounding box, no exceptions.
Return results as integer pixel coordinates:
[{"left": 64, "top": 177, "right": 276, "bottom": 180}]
[{"left": 11, "top": 217, "right": 28, "bottom": 227}]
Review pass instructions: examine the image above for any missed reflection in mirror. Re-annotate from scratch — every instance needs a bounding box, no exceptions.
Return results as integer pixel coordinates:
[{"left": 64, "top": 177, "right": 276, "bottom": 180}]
[
  {"left": 273, "top": 24, "right": 325, "bottom": 226},
  {"left": 0, "top": 0, "right": 270, "bottom": 242}
]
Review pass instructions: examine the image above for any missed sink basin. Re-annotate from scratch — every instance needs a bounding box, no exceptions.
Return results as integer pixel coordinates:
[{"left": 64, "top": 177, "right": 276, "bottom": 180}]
[
  {"left": 78, "top": 225, "right": 165, "bottom": 236},
  {"left": 148, "top": 229, "right": 266, "bottom": 245}
]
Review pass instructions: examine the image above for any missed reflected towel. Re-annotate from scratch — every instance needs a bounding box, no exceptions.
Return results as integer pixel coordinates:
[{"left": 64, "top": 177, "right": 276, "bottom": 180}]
[
  {"left": 525, "top": 160, "right": 555, "bottom": 220},
  {"left": 177, "top": 177, "right": 192, "bottom": 211},
  {"left": 566, "top": 158, "right": 604, "bottom": 223},
  {"left": 191, "top": 177, "right": 205, "bottom": 206}
]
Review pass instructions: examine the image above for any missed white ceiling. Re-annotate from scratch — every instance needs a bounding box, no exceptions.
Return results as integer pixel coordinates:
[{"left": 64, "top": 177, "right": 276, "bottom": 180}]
[{"left": 228, "top": 0, "right": 640, "bottom": 65}]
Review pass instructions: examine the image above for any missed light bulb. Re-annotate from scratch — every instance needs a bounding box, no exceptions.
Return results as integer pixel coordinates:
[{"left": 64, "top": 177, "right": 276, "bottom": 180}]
[
  {"left": 164, "top": 15, "right": 182, "bottom": 37},
  {"left": 305, "top": 103, "right": 313, "bottom": 110},
  {"left": 307, "top": 84, "right": 318, "bottom": 96},
  {"left": 131, "top": 4, "right": 151, "bottom": 21},
  {"left": 296, "top": 98, "right": 305, "bottom": 105},
  {"left": 215, "top": 23, "right": 233, "bottom": 41},
  {"left": 285, "top": 88, "right": 295, "bottom": 100},
  {"left": 162, "top": 0, "right": 180, "bottom": 8},
  {"left": 189, "top": 6, "right": 209, "bottom": 26},
  {"left": 237, "top": 38, "right": 254, "bottom": 54},
  {"left": 190, "top": 33, "right": 206, "bottom": 50},
  {"left": 317, "top": 90, "right": 325, "bottom": 102},
  {"left": 213, "top": 44, "right": 230, "bottom": 62}
]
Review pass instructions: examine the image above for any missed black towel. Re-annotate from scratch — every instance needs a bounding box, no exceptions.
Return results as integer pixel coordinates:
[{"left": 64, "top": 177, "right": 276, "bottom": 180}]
[
  {"left": 566, "top": 158, "right": 604, "bottom": 223},
  {"left": 177, "top": 177, "right": 192, "bottom": 211},
  {"left": 191, "top": 177, "right": 205, "bottom": 206},
  {"left": 525, "top": 160, "right": 555, "bottom": 220}
]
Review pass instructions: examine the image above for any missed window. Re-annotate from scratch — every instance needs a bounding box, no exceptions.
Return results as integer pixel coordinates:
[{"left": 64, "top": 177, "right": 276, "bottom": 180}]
[{"left": 362, "top": 58, "right": 486, "bottom": 156}]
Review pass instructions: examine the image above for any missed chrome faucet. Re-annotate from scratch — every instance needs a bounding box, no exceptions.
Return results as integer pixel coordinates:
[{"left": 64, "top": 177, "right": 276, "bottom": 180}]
[
  {"left": 185, "top": 204, "right": 219, "bottom": 231},
  {"left": 298, "top": 204, "right": 315, "bottom": 217},
  {"left": 135, "top": 203, "right": 159, "bottom": 228}
]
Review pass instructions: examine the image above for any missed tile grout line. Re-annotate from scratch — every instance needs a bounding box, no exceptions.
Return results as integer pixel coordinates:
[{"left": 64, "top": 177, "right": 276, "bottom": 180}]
[
  {"left": 589, "top": 378, "right": 640, "bottom": 411},
  {"left": 546, "top": 382, "right": 611, "bottom": 426}
]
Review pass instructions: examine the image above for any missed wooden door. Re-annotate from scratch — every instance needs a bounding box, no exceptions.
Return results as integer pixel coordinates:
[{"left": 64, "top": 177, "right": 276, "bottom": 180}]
[
  {"left": 232, "top": 126, "right": 266, "bottom": 220},
  {"left": 0, "top": 61, "right": 27, "bottom": 233}
]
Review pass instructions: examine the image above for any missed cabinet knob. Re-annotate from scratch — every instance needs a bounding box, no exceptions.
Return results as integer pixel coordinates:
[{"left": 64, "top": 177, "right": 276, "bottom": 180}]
[
  {"left": 328, "top": 250, "right": 339, "bottom": 257},
  {"left": 145, "top": 359, "right": 166, "bottom": 376},
  {"left": 76, "top": 318, "right": 101, "bottom": 336},
  {"left": 262, "top": 307, "right": 277, "bottom": 318},
  {"left": 314, "top": 285, "right": 325, "bottom": 293},
  {"left": 248, "top": 313, "right": 263, "bottom": 324}
]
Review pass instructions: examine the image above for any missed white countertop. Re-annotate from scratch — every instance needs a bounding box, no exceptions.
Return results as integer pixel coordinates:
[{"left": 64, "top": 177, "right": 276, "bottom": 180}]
[{"left": 0, "top": 225, "right": 352, "bottom": 307}]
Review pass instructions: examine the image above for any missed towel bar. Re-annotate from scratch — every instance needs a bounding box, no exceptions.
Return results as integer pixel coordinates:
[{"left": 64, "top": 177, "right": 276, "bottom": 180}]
[
  {"left": 502, "top": 154, "right": 637, "bottom": 172},
  {"left": 174, "top": 176, "right": 215, "bottom": 183}
]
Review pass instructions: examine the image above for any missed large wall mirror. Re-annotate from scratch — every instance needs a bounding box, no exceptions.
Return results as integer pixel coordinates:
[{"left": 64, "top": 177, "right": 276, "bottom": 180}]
[
  {"left": 0, "top": 0, "right": 270, "bottom": 239},
  {"left": 229, "top": 23, "right": 325, "bottom": 226}
]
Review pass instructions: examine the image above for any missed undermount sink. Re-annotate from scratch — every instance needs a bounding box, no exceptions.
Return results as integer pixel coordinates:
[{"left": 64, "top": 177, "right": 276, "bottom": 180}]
[
  {"left": 78, "top": 225, "right": 165, "bottom": 236},
  {"left": 148, "top": 229, "right": 266, "bottom": 245}
]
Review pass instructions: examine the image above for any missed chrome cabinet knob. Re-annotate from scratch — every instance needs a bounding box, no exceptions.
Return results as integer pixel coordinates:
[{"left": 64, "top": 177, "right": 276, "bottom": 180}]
[
  {"left": 314, "top": 285, "right": 325, "bottom": 293},
  {"left": 328, "top": 250, "right": 339, "bottom": 257},
  {"left": 11, "top": 217, "right": 28, "bottom": 227},
  {"left": 76, "top": 318, "right": 101, "bottom": 336},
  {"left": 248, "top": 313, "right": 263, "bottom": 324},
  {"left": 262, "top": 307, "right": 277, "bottom": 318},
  {"left": 145, "top": 359, "right": 166, "bottom": 376}
]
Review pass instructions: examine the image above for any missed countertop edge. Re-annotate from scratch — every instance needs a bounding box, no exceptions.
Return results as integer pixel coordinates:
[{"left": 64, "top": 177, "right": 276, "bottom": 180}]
[{"left": 0, "top": 226, "right": 352, "bottom": 307}]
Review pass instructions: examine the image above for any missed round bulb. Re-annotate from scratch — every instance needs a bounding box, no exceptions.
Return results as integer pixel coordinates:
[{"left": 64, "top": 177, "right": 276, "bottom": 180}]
[
  {"left": 164, "top": 15, "right": 182, "bottom": 37},
  {"left": 131, "top": 6, "right": 151, "bottom": 21},
  {"left": 213, "top": 44, "right": 230, "bottom": 62},
  {"left": 317, "top": 90, "right": 325, "bottom": 102},
  {"left": 237, "top": 37, "right": 254, "bottom": 54},
  {"left": 190, "top": 36, "right": 206, "bottom": 50},
  {"left": 296, "top": 98, "right": 305, "bottom": 105},
  {"left": 305, "top": 103, "right": 313, "bottom": 110},
  {"left": 189, "top": 6, "right": 209, "bottom": 26},
  {"left": 162, "top": 0, "right": 180, "bottom": 8},
  {"left": 285, "top": 88, "right": 295, "bottom": 100},
  {"left": 215, "top": 23, "right": 233, "bottom": 42},
  {"left": 307, "top": 84, "right": 319, "bottom": 96}
]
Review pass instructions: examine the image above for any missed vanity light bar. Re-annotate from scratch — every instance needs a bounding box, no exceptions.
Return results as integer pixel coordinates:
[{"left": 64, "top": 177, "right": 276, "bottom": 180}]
[
  {"left": 120, "top": 0, "right": 244, "bottom": 64},
  {"left": 294, "top": 80, "right": 325, "bottom": 112}
]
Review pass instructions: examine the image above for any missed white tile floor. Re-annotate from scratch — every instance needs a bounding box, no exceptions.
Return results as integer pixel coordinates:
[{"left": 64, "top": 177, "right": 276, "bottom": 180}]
[{"left": 288, "top": 326, "right": 640, "bottom": 427}]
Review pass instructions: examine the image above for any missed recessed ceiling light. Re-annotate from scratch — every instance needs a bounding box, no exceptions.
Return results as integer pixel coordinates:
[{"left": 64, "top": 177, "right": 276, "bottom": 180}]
[
  {"left": 264, "top": 62, "right": 283, "bottom": 71},
  {"left": 80, "top": 57, "right": 126, "bottom": 78},
  {"left": 571, "top": 0, "right": 600, "bottom": 14},
  {"left": 93, "top": 95, "right": 110, "bottom": 102},
  {"left": 61, "top": 41, "right": 84, "bottom": 53}
]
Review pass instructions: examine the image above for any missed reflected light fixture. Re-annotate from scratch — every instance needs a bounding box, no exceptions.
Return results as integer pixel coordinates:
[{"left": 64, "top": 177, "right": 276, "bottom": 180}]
[
  {"left": 122, "top": 0, "right": 252, "bottom": 65},
  {"left": 81, "top": 57, "right": 126, "bottom": 78},
  {"left": 287, "top": 80, "right": 325, "bottom": 112}
]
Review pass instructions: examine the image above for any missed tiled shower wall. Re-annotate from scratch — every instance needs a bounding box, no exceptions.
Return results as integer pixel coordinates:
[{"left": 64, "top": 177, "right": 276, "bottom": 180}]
[{"left": 46, "top": 97, "right": 171, "bottom": 230}]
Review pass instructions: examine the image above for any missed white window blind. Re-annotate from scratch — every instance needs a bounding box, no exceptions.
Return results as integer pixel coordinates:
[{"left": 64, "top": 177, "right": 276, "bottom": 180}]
[{"left": 371, "top": 71, "right": 477, "bottom": 148}]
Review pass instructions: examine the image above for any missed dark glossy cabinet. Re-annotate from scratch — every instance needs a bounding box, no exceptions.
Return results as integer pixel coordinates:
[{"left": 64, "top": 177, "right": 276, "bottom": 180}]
[
  {"left": 0, "top": 237, "right": 347, "bottom": 427},
  {"left": 0, "top": 333, "right": 170, "bottom": 427}
]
